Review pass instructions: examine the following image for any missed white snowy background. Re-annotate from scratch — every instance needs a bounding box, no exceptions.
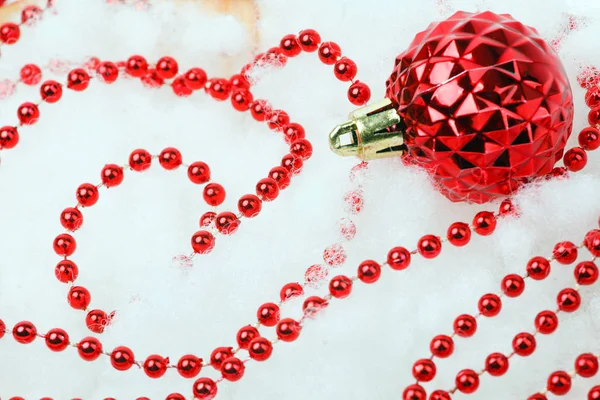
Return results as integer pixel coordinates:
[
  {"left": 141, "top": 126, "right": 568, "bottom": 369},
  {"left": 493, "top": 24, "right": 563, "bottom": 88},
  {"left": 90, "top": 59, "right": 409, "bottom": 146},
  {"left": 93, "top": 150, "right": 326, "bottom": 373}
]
[{"left": 0, "top": 0, "right": 599, "bottom": 398}]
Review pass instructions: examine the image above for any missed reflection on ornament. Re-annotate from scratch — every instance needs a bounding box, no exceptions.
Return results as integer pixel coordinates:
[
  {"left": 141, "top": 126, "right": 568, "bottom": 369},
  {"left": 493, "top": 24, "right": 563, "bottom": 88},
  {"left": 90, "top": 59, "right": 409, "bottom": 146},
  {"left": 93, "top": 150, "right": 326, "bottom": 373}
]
[{"left": 330, "top": 11, "right": 574, "bottom": 204}]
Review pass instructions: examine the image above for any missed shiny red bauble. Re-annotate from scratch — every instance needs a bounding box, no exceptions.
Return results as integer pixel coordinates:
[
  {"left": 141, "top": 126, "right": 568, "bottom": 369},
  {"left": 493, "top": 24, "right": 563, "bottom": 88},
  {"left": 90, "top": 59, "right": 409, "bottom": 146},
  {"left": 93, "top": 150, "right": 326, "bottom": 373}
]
[
  {"left": 192, "top": 377, "right": 218, "bottom": 399},
  {"left": 417, "top": 235, "right": 442, "bottom": 258},
  {"left": 575, "top": 261, "right": 599, "bottom": 285},
  {"left": 0, "top": 126, "right": 18, "bottom": 149},
  {"left": 238, "top": 194, "right": 262, "bottom": 218},
  {"left": 501, "top": 274, "right": 525, "bottom": 297},
  {"left": 76, "top": 183, "right": 99, "bottom": 207},
  {"left": 0, "top": 22, "right": 20, "bottom": 44},
  {"left": 184, "top": 68, "right": 207, "bottom": 90},
  {"left": 248, "top": 337, "right": 273, "bottom": 361},
  {"left": 575, "top": 353, "right": 599, "bottom": 378},
  {"left": 485, "top": 352, "right": 509, "bottom": 376},
  {"left": 430, "top": 334, "right": 454, "bottom": 358},
  {"left": 280, "top": 282, "right": 303, "bottom": 301},
  {"left": 387, "top": 246, "right": 411, "bottom": 270},
  {"left": 67, "top": 286, "right": 91, "bottom": 310},
  {"left": 210, "top": 347, "right": 233, "bottom": 371},
  {"left": 447, "top": 222, "right": 471, "bottom": 246},
  {"left": 53, "top": 233, "right": 76, "bottom": 256},
  {"left": 101, "top": 164, "right": 124, "bottom": 187},
  {"left": 276, "top": 318, "right": 302, "bottom": 342},
  {"left": 17, "top": 102, "right": 39, "bottom": 125},
  {"left": 191, "top": 230, "right": 215, "bottom": 254},
  {"left": 158, "top": 147, "right": 182, "bottom": 170},
  {"left": 454, "top": 314, "right": 477, "bottom": 337},
  {"left": 535, "top": 310, "right": 558, "bottom": 334},
  {"left": 547, "top": 371, "right": 571, "bottom": 395},
  {"left": 478, "top": 293, "right": 502, "bottom": 317},
  {"left": 86, "top": 309, "right": 110, "bottom": 333},
  {"left": 268, "top": 166, "right": 291, "bottom": 189},
  {"left": 156, "top": 56, "right": 178, "bottom": 79},
  {"left": 329, "top": 275, "right": 353, "bottom": 299},
  {"left": 78, "top": 337, "right": 103, "bottom": 361},
  {"left": 256, "top": 177, "right": 280, "bottom": 201},
  {"left": 220, "top": 357, "right": 245, "bottom": 382},
  {"left": 40, "top": 80, "right": 63, "bottom": 103},
  {"left": 553, "top": 241, "right": 578, "bottom": 264},
  {"left": 526, "top": 257, "right": 551, "bottom": 280},
  {"left": 386, "top": 11, "right": 573, "bottom": 203},
  {"left": 55, "top": 259, "right": 78, "bottom": 283},
  {"left": 348, "top": 81, "right": 371, "bottom": 106},
  {"left": 188, "top": 161, "right": 211, "bottom": 184},
  {"left": 557, "top": 288, "right": 581, "bottom": 313},
  {"left": 579, "top": 127, "right": 600, "bottom": 151},
  {"left": 143, "top": 354, "right": 168, "bottom": 378},
  {"left": 455, "top": 369, "right": 480, "bottom": 394},
  {"left": 257, "top": 302, "right": 280, "bottom": 327},
  {"left": 402, "top": 384, "right": 426, "bottom": 400},
  {"left": 412, "top": 359, "right": 436, "bottom": 382},
  {"left": 13, "top": 321, "right": 37, "bottom": 344},
  {"left": 215, "top": 211, "right": 240, "bottom": 234},
  {"left": 177, "top": 354, "right": 202, "bottom": 379},
  {"left": 67, "top": 68, "right": 90, "bottom": 91},
  {"left": 60, "top": 207, "right": 83, "bottom": 231},
  {"left": 203, "top": 183, "right": 226, "bottom": 206},
  {"left": 513, "top": 332, "right": 536, "bottom": 356},
  {"left": 125, "top": 55, "right": 148, "bottom": 77},
  {"left": 110, "top": 346, "right": 135, "bottom": 371},
  {"left": 20, "top": 64, "right": 41, "bottom": 85},
  {"left": 357, "top": 260, "right": 381, "bottom": 284},
  {"left": 45, "top": 328, "right": 69, "bottom": 351},
  {"left": 298, "top": 29, "right": 321, "bottom": 52},
  {"left": 97, "top": 61, "right": 119, "bottom": 83},
  {"left": 236, "top": 325, "right": 259, "bottom": 350},
  {"left": 129, "top": 149, "right": 152, "bottom": 172}
]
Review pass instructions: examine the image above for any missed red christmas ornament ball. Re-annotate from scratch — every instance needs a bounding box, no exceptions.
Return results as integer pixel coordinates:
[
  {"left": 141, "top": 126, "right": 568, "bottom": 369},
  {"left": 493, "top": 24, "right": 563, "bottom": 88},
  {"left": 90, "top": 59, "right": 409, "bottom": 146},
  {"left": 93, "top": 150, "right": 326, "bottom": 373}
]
[{"left": 386, "top": 11, "right": 573, "bottom": 203}]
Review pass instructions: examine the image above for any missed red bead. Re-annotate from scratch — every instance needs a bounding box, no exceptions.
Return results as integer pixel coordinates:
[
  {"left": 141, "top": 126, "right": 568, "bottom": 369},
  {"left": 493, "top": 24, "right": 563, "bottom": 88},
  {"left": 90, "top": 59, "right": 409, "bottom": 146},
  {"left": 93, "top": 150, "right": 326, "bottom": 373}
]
[
  {"left": 501, "top": 274, "right": 525, "bottom": 297},
  {"left": 590, "top": 386, "right": 600, "bottom": 400},
  {"left": 20, "top": 64, "right": 41, "bottom": 85},
  {"left": 290, "top": 138, "right": 313, "bottom": 160},
  {"left": 221, "top": 356, "right": 245, "bottom": 381},
  {"left": 557, "top": 288, "right": 580, "bottom": 312},
  {"left": 0, "top": 126, "right": 18, "bottom": 149},
  {"left": 357, "top": 260, "right": 381, "bottom": 284},
  {"left": 268, "top": 166, "right": 291, "bottom": 189},
  {"left": 250, "top": 99, "right": 272, "bottom": 122},
  {"left": 575, "top": 261, "right": 599, "bottom": 285},
  {"left": 575, "top": 353, "right": 599, "bottom": 377},
  {"left": 40, "top": 80, "right": 63, "bottom": 103},
  {"left": 199, "top": 211, "right": 216, "bottom": 227},
  {"left": 430, "top": 334, "right": 454, "bottom": 358},
  {"left": 455, "top": 369, "right": 479, "bottom": 394},
  {"left": 302, "top": 296, "right": 328, "bottom": 317},
  {"left": 207, "top": 78, "right": 231, "bottom": 101},
  {"left": 473, "top": 211, "right": 496, "bottom": 235},
  {"left": 257, "top": 303, "right": 280, "bottom": 327},
  {"left": 229, "top": 74, "right": 250, "bottom": 91},
  {"left": 298, "top": 29, "right": 321, "bottom": 52},
  {"left": 329, "top": 275, "right": 353, "bottom": 299},
  {"left": 318, "top": 42, "right": 342, "bottom": 65},
  {"left": 177, "top": 354, "right": 202, "bottom": 379},
  {"left": 526, "top": 257, "right": 551, "bottom": 280},
  {"left": 236, "top": 325, "right": 259, "bottom": 350},
  {"left": 553, "top": 241, "right": 578, "bottom": 264},
  {"left": 215, "top": 211, "right": 240, "bottom": 234},
  {"left": 125, "top": 55, "right": 148, "bottom": 77},
  {"left": 78, "top": 337, "right": 102, "bottom": 361},
  {"left": 579, "top": 127, "right": 600, "bottom": 151},
  {"left": 387, "top": 246, "right": 411, "bottom": 270},
  {"left": 454, "top": 314, "right": 477, "bottom": 337},
  {"left": 267, "top": 110, "right": 290, "bottom": 131},
  {"left": 188, "top": 161, "right": 210, "bottom": 184},
  {"left": 348, "top": 81, "right": 371, "bottom": 106},
  {"left": 101, "top": 164, "right": 124, "bottom": 187},
  {"left": 590, "top": 107, "right": 600, "bottom": 126},
  {"left": 128, "top": 149, "right": 152, "bottom": 172},
  {"left": 141, "top": 68, "right": 164, "bottom": 88},
  {"left": 96, "top": 61, "right": 118, "bottom": 83},
  {"left": 143, "top": 354, "right": 168, "bottom": 378},
  {"left": 192, "top": 377, "right": 218, "bottom": 399},
  {"left": 166, "top": 394, "right": 185, "bottom": 400},
  {"left": 238, "top": 194, "right": 262, "bottom": 218},
  {"left": 276, "top": 318, "right": 302, "bottom": 342},
  {"left": 478, "top": 293, "right": 502, "bottom": 317},
  {"left": 412, "top": 358, "right": 436, "bottom": 382},
  {"left": 67, "top": 68, "right": 90, "bottom": 91},
  {"left": 499, "top": 198, "right": 516, "bottom": 215},
  {"left": 68, "top": 286, "right": 91, "bottom": 310},
  {"left": 587, "top": 87, "right": 600, "bottom": 108},
  {"left": 280, "top": 282, "right": 304, "bottom": 301},
  {"left": 86, "top": 309, "right": 110, "bottom": 333},
  {"left": 429, "top": 390, "right": 451, "bottom": 400},
  {"left": 0, "top": 22, "right": 20, "bottom": 44},
  {"left": 76, "top": 183, "right": 99, "bottom": 207},
  {"left": 535, "top": 310, "right": 558, "bottom": 334},
  {"left": 156, "top": 56, "right": 178, "bottom": 79},
  {"left": 586, "top": 231, "right": 600, "bottom": 257},
  {"left": 210, "top": 347, "right": 233, "bottom": 370},
  {"left": 158, "top": 147, "right": 182, "bottom": 170},
  {"left": 0, "top": 319, "right": 4, "bottom": 339},
  {"left": 191, "top": 230, "right": 215, "bottom": 254},
  {"left": 248, "top": 337, "right": 273, "bottom": 361},
  {"left": 13, "top": 321, "right": 37, "bottom": 344},
  {"left": 110, "top": 346, "right": 135, "bottom": 371},
  {"left": 447, "top": 222, "right": 471, "bottom": 246},
  {"left": 402, "top": 384, "right": 426, "bottom": 400},
  {"left": 334, "top": 57, "right": 357, "bottom": 81},
  {"left": 184, "top": 67, "right": 207, "bottom": 90},
  {"left": 55, "top": 259, "right": 78, "bottom": 283},
  {"left": 256, "top": 177, "right": 280, "bottom": 201},
  {"left": 485, "top": 352, "right": 509, "bottom": 376},
  {"left": 53, "top": 233, "right": 76, "bottom": 256},
  {"left": 45, "top": 328, "right": 69, "bottom": 351},
  {"left": 60, "top": 207, "right": 83, "bottom": 231},
  {"left": 280, "top": 155, "right": 302, "bottom": 176},
  {"left": 547, "top": 371, "right": 571, "bottom": 395},
  {"left": 513, "top": 332, "right": 536, "bottom": 356},
  {"left": 172, "top": 76, "right": 192, "bottom": 97},
  {"left": 282, "top": 123, "right": 305, "bottom": 145},
  {"left": 17, "top": 102, "right": 39, "bottom": 125},
  {"left": 564, "top": 147, "right": 588, "bottom": 172},
  {"left": 231, "top": 90, "right": 253, "bottom": 112},
  {"left": 21, "top": 5, "right": 42, "bottom": 23},
  {"left": 418, "top": 235, "right": 442, "bottom": 258},
  {"left": 280, "top": 34, "right": 301, "bottom": 57},
  {"left": 203, "top": 183, "right": 226, "bottom": 206}
]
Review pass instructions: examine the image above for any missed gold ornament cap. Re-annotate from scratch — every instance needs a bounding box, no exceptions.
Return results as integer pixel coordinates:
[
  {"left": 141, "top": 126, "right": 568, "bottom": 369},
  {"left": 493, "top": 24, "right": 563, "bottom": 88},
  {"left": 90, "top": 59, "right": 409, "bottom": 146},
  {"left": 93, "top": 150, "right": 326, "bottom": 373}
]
[{"left": 328, "top": 98, "right": 406, "bottom": 161}]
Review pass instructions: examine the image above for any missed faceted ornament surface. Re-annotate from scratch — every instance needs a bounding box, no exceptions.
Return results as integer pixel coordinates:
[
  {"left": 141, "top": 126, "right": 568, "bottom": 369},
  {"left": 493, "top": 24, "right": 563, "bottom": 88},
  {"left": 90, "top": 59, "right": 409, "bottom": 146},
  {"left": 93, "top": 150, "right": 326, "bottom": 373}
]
[{"left": 385, "top": 11, "right": 574, "bottom": 203}]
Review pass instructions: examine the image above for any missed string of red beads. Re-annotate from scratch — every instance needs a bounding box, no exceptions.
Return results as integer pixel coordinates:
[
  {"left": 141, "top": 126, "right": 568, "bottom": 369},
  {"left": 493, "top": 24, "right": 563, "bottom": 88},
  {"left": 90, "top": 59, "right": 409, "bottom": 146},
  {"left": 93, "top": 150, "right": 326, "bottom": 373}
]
[
  {"left": 403, "top": 228, "right": 600, "bottom": 400},
  {"left": 0, "top": 1, "right": 53, "bottom": 47}
]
